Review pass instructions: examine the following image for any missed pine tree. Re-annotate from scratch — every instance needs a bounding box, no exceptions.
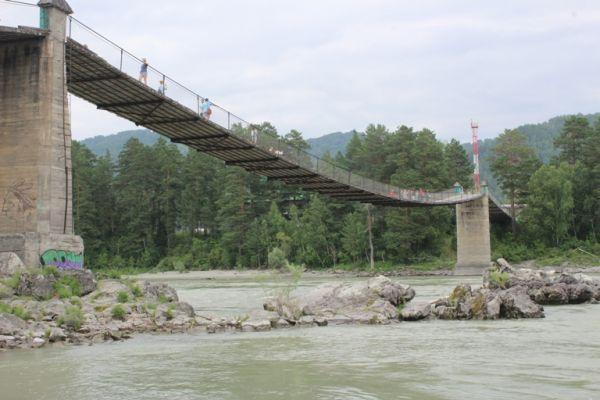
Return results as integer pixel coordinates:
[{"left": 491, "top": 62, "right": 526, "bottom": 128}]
[{"left": 490, "top": 129, "right": 541, "bottom": 233}]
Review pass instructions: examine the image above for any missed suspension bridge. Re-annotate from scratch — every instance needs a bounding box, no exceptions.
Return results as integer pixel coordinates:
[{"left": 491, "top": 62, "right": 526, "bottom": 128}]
[{"left": 0, "top": 0, "right": 513, "bottom": 274}]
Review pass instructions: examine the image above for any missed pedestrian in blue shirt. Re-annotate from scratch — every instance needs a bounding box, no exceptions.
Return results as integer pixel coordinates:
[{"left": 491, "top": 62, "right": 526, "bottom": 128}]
[
  {"left": 201, "top": 98, "right": 212, "bottom": 120},
  {"left": 139, "top": 58, "right": 148, "bottom": 84}
]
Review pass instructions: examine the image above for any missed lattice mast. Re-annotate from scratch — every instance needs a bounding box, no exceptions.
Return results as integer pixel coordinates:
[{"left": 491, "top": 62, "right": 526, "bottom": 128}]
[{"left": 471, "top": 120, "right": 480, "bottom": 190}]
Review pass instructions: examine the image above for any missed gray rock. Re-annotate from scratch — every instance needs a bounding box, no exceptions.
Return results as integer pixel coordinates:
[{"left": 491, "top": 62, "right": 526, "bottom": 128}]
[
  {"left": 141, "top": 281, "right": 178, "bottom": 303},
  {"left": 400, "top": 302, "right": 431, "bottom": 321},
  {"left": 271, "top": 318, "right": 291, "bottom": 329},
  {"left": 15, "top": 273, "right": 56, "bottom": 300},
  {"left": 485, "top": 295, "right": 501, "bottom": 319},
  {"left": 496, "top": 258, "right": 515, "bottom": 273},
  {"left": 86, "top": 280, "right": 131, "bottom": 304},
  {"left": 566, "top": 284, "right": 595, "bottom": 304},
  {"left": 499, "top": 287, "right": 544, "bottom": 319},
  {"left": 0, "top": 313, "right": 27, "bottom": 335},
  {"left": 530, "top": 284, "right": 569, "bottom": 305},
  {"left": 32, "top": 337, "right": 45, "bottom": 347},
  {"left": 269, "top": 276, "right": 414, "bottom": 326},
  {"left": 0, "top": 252, "right": 25, "bottom": 277},
  {"left": 49, "top": 327, "right": 66, "bottom": 342},
  {"left": 206, "top": 323, "right": 218, "bottom": 334},
  {"left": 241, "top": 319, "right": 271, "bottom": 332},
  {"left": 175, "top": 302, "right": 195, "bottom": 318},
  {"left": 0, "top": 335, "right": 17, "bottom": 348},
  {"left": 61, "top": 269, "right": 97, "bottom": 296},
  {"left": 0, "top": 282, "right": 13, "bottom": 299}
]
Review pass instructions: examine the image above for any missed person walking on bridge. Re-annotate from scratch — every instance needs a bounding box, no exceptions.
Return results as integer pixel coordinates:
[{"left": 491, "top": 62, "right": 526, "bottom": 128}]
[
  {"left": 201, "top": 98, "right": 212, "bottom": 120},
  {"left": 158, "top": 79, "right": 166, "bottom": 95},
  {"left": 139, "top": 58, "right": 149, "bottom": 84}
]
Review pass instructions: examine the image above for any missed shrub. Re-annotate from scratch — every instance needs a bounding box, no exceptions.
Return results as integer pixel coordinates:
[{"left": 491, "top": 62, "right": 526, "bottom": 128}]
[
  {"left": 70, "top": 297, "right": 82, "bottom": 308},
  {"left": 0, "top": 302, "right": 30, "bottom": 320},
  {"left": 11, "top": 305, "right": 31, "bottom": 320},
  {"left": 489, "top": 270, "right": 510, "bottom": 289},
  {"left": 54, "top": 275, "right": 82, "bottom": 298},
  {"left": 41, "top": 266, "right": 60, "bottom": 277},
  {"left": 117, "top": 291, "right": 129, "bottom": 303},
  {"left": 166, "top": 304, "right": 175, "bottom": 320},
  {"left": 268, "top": 247, "right": 288, "bottom": 269},
  {"left": 4, "top": 271, "right": 22, "bottom": 289},
  {"left": 111, "top": 305, "right": 126, "bottom": 320},
  {"left": 131, "top": 285, "right": 142, "bottom": 298},
  {"left": 59, "top": 306, "right": 84, "bottom": 331}
]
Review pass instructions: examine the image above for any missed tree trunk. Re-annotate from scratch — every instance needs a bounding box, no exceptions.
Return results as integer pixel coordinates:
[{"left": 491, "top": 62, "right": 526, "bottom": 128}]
[
  {"left": 510, "top": 188, "right": 516, "bottom": 235},
  {"left": 366, "top": 205, "right": 375, "bottom": 270}
]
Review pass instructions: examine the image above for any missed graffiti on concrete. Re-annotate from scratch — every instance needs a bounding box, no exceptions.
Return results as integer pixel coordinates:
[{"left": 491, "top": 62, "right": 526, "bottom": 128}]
[
  {"left": 1, "top": 179, "right": 34, "bottom": 218},
  {"left": 40, "top": 249, "right": 84, "bottom": 270}
]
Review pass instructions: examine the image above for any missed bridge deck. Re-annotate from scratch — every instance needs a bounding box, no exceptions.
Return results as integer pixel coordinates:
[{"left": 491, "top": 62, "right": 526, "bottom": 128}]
[{"left": 64, "top": 38, "right": 484, "bottom": 207}]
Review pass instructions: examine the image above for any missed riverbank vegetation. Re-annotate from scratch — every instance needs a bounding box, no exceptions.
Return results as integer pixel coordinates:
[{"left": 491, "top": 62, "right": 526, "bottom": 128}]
[{"left": 72, "top": 116, "right": 599, "bottom": 273}]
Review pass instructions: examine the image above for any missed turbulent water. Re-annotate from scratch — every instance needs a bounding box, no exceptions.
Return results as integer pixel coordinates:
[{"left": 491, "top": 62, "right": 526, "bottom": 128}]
[{"left": 1, "top": 274, "right": 599, "bottom": 400}]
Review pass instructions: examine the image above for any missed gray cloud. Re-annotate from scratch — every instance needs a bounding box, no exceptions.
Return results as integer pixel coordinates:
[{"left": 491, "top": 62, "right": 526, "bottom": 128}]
[{"left": 3, "top": 0, "right": 599, "bottom": 142}]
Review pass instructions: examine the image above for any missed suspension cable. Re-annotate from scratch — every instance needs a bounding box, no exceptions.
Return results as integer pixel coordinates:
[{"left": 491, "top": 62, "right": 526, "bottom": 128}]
[{"left": 0, "top": 0, "right": 37, "bottom": 7}]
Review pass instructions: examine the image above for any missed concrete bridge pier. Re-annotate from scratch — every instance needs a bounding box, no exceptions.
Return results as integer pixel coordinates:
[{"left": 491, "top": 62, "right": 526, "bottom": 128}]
[
  {"left": 454, "top": 194, "right": 491, "bottom": 276},
  {"left": 0, "top": 0, "right": 83, "bottom": 269}
]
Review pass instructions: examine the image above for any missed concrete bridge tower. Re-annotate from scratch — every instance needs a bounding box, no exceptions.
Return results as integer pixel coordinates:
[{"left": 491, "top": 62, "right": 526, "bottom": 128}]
[
  {"left": 454, "top": 188, "right": 491, "bottom": 275},
  {"left": 0, "top": 0, "right": 84, "bottom": 268}
]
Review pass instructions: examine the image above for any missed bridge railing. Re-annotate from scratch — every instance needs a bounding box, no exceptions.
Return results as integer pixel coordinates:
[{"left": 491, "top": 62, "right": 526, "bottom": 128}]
[{"left": 66, "top": 16, "right": 481, "bottom": 205}]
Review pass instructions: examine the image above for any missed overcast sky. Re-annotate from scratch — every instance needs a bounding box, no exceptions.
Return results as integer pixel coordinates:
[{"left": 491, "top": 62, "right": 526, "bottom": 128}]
[{"left": 3, "top": 0, "right": 600, "bottom": 142}]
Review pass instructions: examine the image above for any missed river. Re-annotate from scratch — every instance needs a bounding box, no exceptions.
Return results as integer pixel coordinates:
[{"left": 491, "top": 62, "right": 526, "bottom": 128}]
[{"left": 1, "top": 273, "right": 599, "bottom": 400}]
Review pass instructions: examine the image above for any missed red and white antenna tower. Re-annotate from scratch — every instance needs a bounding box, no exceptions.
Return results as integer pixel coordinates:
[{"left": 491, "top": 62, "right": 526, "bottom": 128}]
[{"left": 471, "top": 120, "right": 480, "bottom": 190}]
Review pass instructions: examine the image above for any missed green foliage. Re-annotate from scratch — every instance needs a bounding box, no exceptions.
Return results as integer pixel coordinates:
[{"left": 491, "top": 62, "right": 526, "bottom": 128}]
[
  {"left": 40, "top": 266, "right": 60, "bottom": 278},
  {"left": 111, "top": 305, "right": 126, "bottom": 320},
  {"left": 267, "top": 247, "right": 288, "bottom": 269},
  {"left": 0, "top": 302, "right": 31, "bottom": 320},
  {"left": 490, "top": 129, "right": 541, "bottom": 227},
  {"left": 521, "top": 163, "right": 574, "bottom": 246},
  {"left": 489, "top": 270, "right": 510, "bottom": 289},
  {"left": 53, "top": 275, "right": 82, "bottom": 298},
  {"left": 4, "top": 271, "right": 22, "bottom": 289},
  {"left": 59, "top": 306, "right": 84, "bottom": 331},
  {"left": 117, "top": 291, "right": 129, "bottom": 303}
]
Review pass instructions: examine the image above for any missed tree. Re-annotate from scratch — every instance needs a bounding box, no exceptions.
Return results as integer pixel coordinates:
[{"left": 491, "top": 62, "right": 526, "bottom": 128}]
[
  {"left": 490, "top": 129, "right": 541, "bottom": 233},
  {"left": 444, "top": 139, "right": 473, "bottom": 189},
  {"left": 554, "top": 116, "right": 592, "bottom": 165},
  {"left": 521, "top": 164, "right": 574, "bottom": 246},
  {"left": 340, "top": 210, "right": 368, "bottom": 265}
]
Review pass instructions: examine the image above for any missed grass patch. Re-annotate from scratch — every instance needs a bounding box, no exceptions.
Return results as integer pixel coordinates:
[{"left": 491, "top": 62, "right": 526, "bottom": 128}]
[
  {"left": 58, "top": 306, "right": 84, "bottom": 331},
  {"left": 0, "top": 302, "right": 31, "bottom": 320},
  {"left": 111, "top": 305, "right": 126, "bottom": 320},
  {"left": 489, "top": 270, "right": 510, "bottom": 289},
  {"left": 117, "top": 291, "right": 129, "bottom": 303},
  {"left": 53, "top": 275, "right": 82, "bottom": 298}
]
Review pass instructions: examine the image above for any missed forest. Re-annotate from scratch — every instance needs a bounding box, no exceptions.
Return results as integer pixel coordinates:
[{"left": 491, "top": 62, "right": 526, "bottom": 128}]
[{"left": 72, "top": 116, "right": 600, "bottom": 272}]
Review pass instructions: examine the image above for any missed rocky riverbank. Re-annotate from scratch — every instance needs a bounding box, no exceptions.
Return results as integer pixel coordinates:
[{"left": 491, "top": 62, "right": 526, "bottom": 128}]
[
  {"left": 2, "top": 260, "right": 599, "bottom": 351},
  {"left": 400, "top": 259, "right": 600, "bottom": 322}
]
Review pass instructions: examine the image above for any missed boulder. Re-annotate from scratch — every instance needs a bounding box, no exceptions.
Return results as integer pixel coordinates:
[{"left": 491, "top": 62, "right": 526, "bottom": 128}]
[
  {"left": 400, "top": 302, "right": 431, "bottom": 321},
  {"left": 61, "top": 269, "right": 97, "bottom": 296},
  {"left": 529, "top": 284, "right": 569, "bottom": 305},
  {"left": 87, "top": 280, "right": 131, "bottom": 304},
  {"left": 566, "top": 284, "right": 595, "bottom": 304},
  {"left": 241, "top": 319, "right": 271, "bottom": 332},
  {"left": 174, "top": 302, "right": 195, "bottom": 318},
  {"left": 499, "top": 287, "right": 544, "bottom": 319},
  {"left": 0, "top": 313, "right": 27, "bottom": 335},
  {"left": 140, "top": 281, "right": 178, "bottom": 303},
  {"left": 15, "top": 273, "right": 56, "bottom": 300},
  {"left": 267, "top": 276, "right": 414, "bottom": 326},
  {"left": 0, "top": 282, "right": 13, "bottom": 299},
  {"left": 48, "top": 327, "right": 66, "bottom": 342},
  {"left": 0, "top": 252, "right": 25, "bottom": 277},
  {"left": 496, "top": 258, "right": 515, "bottom": 273}
]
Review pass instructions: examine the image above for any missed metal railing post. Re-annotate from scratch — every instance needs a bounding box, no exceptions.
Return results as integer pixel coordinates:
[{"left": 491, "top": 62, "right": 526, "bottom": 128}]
[
  {"left": 119, "top": 48, "right": 123, "bottom": 71},
  {"left": 228, "top": 112, "right": 231, "bottom": 130}
]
